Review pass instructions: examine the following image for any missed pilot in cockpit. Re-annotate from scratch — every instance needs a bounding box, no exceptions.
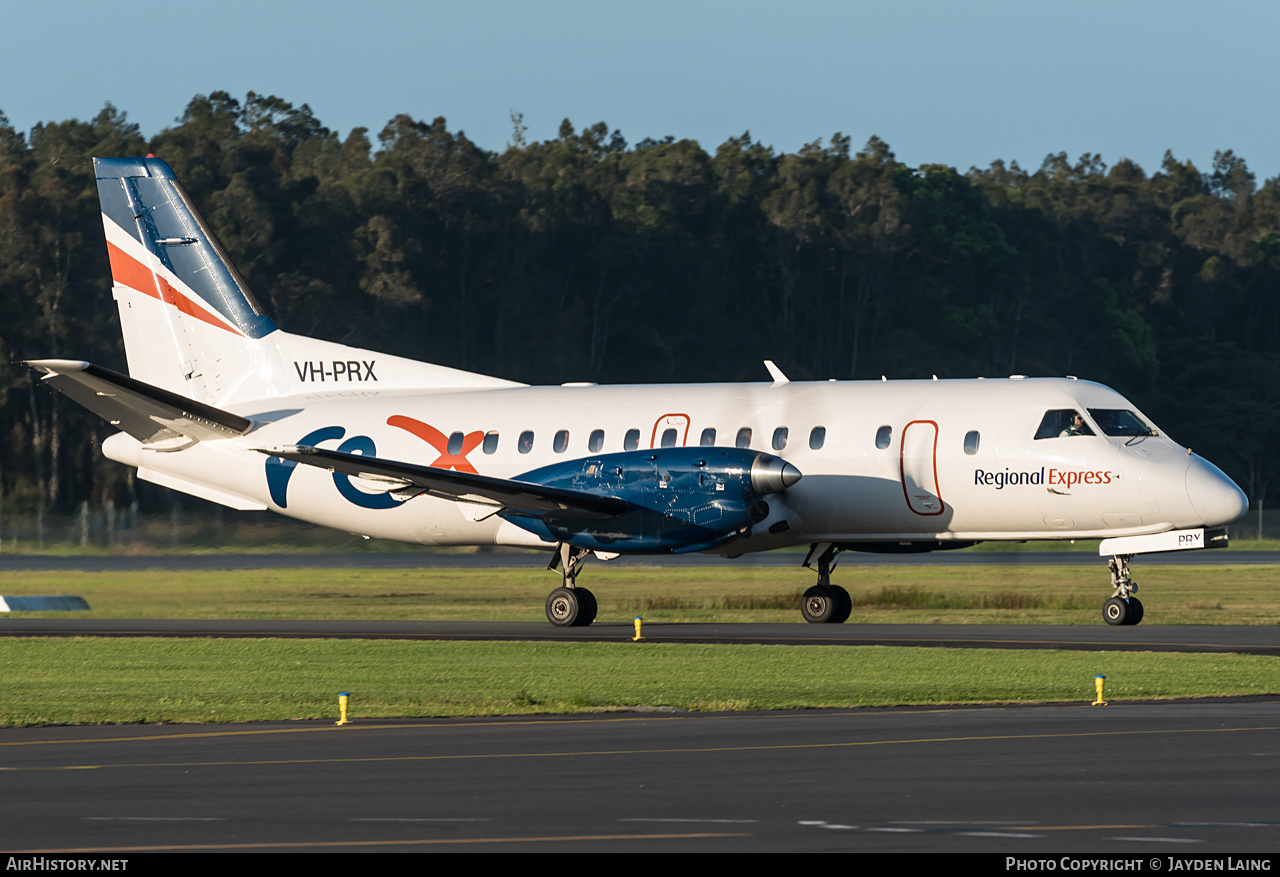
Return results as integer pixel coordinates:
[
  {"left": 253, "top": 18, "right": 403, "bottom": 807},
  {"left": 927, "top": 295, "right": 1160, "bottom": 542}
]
[{"left": 1060, "top": 412, "right": 1091, "bottom": 437}]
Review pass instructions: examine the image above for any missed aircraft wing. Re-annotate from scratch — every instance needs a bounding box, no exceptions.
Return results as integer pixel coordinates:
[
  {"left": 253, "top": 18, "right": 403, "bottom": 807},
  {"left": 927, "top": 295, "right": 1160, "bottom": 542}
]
[
  {"left": 26, "top": 359, "right": 252, "bottom": 444},
  {"left": 258, "top": 445, "right": 632, "bottom": 516}
]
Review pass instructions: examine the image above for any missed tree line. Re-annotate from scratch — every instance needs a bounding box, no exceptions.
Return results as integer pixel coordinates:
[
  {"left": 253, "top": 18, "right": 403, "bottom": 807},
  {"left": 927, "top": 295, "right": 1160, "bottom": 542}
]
[{"left": 1, "top": 91, "right": 1277, "bottom": 521}]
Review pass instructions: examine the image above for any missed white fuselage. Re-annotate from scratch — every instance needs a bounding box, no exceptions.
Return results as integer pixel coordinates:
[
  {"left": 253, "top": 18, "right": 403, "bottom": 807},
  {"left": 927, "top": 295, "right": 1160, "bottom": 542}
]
[{"left": 103, "top": 375, "right": 1246, "bottom": 556}]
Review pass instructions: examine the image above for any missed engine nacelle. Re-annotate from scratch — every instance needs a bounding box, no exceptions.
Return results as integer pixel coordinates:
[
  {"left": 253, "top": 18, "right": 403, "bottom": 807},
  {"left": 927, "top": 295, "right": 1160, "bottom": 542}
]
[{"left": 502, "top": 446, "right": 802, "bottom": 553}]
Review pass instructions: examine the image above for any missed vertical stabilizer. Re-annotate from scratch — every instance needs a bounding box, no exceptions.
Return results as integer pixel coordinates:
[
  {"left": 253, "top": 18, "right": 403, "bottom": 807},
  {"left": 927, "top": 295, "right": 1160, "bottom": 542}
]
[
  {"left": 94, "top": 157, "right": 523, "bottom": 406},
  {"left": 95, "top": 156, "right": 278, "bottom": 403}
]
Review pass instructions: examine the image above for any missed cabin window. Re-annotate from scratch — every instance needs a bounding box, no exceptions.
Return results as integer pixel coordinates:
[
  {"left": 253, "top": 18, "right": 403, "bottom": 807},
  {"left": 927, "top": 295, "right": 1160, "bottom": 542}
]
[
  {"left": 875, "top": 425, "right": 892, "bottom": 449},
  {"left": 483, "top": 432, "right": 499, "bottom": 454},
  {"left": 772, "top": 427, "right": 789, "bottom": 451},
  {"left": 554, "top": 430, "right": 570, "bottom": 453},
  {"left": 660, "top": 427, "right": 678, "bottom": 447},
  {"left": 964, "top": 430, "right": 980, "bottom": 455},
  {"left": 1087, "top": 409, "right": 1156, "bottom": 438},
  {"left": 447, "top": 431, "right": 465, "bottom": 455},
  {"left": 735, "top": 427, "right": 752, "bottom": 448},
  {"left": 700, "top": 427, "right": 716, "bottom": 446},
  {"left": 809, "top": 426, "right": 826, "bottom": 450},
  {"left": 518, "top": 430, "right": 534, "bottom": 454},
  {"left": 1034, "top": 409, "right": 1094, "bottom": 440},
  {"left": 624, "top": 428, "right": 640, "bottom": 451}
]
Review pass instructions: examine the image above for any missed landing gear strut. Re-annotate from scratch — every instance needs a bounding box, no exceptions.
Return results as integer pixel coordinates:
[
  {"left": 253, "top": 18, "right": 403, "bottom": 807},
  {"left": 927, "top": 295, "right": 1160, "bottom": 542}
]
[
  {"left": 801, "top": 543, "right": 852, "bottom": 624},
  {"left": 545, "top": 543, "right": 597, "bottom": 627},
  {"left": 1103, "top": 554, "right": 1143, "bottom": 626}
]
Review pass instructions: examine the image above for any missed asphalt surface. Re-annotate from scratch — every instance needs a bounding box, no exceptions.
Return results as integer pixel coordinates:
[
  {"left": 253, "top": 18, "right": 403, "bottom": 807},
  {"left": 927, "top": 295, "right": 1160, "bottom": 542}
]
[
  {"left": 3, "top": 701, "right": 1278, "bottom": 853},
  {"left": 4, "top": 618, "right": 1280, "bottom": 655},
  {"left": 1, "top": 549, "right": 1277, "bottom": 571}
]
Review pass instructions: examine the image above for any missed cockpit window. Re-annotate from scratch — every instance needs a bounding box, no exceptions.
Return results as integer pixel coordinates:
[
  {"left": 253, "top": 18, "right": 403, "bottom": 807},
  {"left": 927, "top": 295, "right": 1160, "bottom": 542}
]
[
  {"left": 1034, "top": 409, "right": 1095, "bottom": 440},
  {"left": 1087, "top": 409, "right": 1156, "bottom": 437}
]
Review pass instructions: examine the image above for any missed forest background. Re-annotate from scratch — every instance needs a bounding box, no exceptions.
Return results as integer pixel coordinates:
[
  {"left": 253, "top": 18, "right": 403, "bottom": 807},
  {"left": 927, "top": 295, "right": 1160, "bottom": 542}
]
[{"left": 1, "top": 92, "right": 1277, "bottom": 536}]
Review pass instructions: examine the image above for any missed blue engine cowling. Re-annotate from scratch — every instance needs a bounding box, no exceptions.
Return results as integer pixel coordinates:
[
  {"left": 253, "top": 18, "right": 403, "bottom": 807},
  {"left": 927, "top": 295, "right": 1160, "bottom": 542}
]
[{"left": 499, "top": 446, "right": 801, "bottom": 553}]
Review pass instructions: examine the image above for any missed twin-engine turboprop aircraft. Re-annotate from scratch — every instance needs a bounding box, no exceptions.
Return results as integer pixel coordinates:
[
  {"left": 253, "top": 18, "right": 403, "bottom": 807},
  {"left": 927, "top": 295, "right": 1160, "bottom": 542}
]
[{"left": 28, "top": 157, "right": 1249, "bottom": 627}]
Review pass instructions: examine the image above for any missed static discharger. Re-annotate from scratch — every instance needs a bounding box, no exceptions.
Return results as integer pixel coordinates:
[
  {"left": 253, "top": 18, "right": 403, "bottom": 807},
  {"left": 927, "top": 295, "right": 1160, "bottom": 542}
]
[
  {"left": 633, "top": 616, "right": 644, "bottom": 642},
  {"left": 1092, "top": 675, "right": 1107, "bottom": 706},
  {"left": 336, "top": 691, "right": 352, "bottom": 725}
]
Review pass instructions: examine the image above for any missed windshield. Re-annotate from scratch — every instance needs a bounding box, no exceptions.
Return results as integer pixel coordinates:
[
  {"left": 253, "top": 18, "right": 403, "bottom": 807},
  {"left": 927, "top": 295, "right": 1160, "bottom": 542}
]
[
  {"left": 1087, "top": 409, "right": 1156, "bottom": 437},
  {"left": 1034, "top": 409, "right": 1095, "bottom": 440}
]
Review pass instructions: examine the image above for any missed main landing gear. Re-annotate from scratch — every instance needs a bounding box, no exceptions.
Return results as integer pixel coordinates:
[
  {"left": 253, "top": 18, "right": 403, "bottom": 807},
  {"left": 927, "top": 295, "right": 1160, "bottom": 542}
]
[
  {"left": 800, "top": 543, "right": 852, "bottom": 623},
  {"left": 1102, "top": 553, "right": 1144, "bottom": 626},
  {"left": 545, "top": 543, "right": 597, "bottom": 627}
]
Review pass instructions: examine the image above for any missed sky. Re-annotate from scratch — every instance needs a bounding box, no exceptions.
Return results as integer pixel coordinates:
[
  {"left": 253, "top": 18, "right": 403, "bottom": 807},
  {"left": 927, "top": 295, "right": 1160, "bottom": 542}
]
[{"left": 3, "top": 0, "right": 1277, "bottom": 181}]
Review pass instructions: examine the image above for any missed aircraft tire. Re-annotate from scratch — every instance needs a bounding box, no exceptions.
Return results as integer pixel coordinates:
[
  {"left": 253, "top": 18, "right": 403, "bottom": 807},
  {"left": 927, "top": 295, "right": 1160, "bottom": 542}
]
[
  {"left": 1102, "top": 597, "right": 1130, "bottom": 626},
  {"left": 830, "top": 585, "right": 852, "bottom": 624},
  {"left": 546, "top": 587, "right": 582, "bottom": 627},
  {"left": 801, "top": 585, "right": 838, "bottom": 624},
  {"left": 575, "top": 587, "right": 598, "bottom": 626},
  {"left": 1124, "top": 597, "right": 1144, "bottom": 626}
]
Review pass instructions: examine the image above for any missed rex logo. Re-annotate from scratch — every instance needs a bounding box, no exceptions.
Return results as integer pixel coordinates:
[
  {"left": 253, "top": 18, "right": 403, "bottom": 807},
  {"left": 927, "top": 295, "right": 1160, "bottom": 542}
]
[{"left": 265, "top": 416, "right": 484, "bottom": 509}]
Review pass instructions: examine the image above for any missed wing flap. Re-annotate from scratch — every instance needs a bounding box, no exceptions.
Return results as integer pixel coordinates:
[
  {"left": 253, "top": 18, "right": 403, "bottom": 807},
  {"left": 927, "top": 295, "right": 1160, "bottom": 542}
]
[{"left": 258, "top": 445, "right": 630, "bottom": 517}]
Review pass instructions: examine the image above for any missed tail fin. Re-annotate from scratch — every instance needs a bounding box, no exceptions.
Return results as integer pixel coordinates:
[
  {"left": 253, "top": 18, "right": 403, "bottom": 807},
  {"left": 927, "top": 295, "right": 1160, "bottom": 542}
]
[
  {"left": 95, "top": 157, "right": 521, "bottom": 406},
  {"left": 95, "top": 157, "right": 277, "bottom": 403}
]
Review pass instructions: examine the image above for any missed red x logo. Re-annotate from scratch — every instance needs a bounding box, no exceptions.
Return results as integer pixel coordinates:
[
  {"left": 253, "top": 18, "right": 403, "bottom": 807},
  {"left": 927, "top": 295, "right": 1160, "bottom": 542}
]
[{"left": 387, "top": 415, "right": 484, "bottom": 474}]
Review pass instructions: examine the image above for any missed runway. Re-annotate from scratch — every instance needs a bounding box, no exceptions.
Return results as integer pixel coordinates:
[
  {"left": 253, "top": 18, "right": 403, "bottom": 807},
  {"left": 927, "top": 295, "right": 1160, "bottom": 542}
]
[
  {"left": 4, "top": 618, "right": 1280, "bottom": 655},
  {"left": 3, "top": 701, "right": 1278, "bottom": 852}
]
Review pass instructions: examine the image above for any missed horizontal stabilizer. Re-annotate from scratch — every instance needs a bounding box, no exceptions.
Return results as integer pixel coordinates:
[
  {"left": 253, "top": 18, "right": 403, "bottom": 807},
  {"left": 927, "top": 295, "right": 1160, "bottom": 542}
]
[
  {"left": 258, "top": 445, "right": 630, "bottom": 516},
  {"left": 26, "top": 359, "right": 252, "bottom": 445}
]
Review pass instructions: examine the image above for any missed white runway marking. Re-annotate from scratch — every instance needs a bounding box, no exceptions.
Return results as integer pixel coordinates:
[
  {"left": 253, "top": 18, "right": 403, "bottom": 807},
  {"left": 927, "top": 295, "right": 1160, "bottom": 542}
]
[
  {"left": 351, "top": 817, "right": 492, "bottom": 822},
  {"left": 85, "top": 816, "right": 225, "bottom": 821},
  {"left": 620, "top": 818, "right": 758, "bottom": 824}
]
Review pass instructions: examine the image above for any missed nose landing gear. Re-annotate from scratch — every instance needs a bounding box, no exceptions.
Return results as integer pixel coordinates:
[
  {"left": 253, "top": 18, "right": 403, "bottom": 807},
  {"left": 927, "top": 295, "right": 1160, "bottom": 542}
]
[{"left": 1103, "top": 554, "right": 1144, "bottom": 626}]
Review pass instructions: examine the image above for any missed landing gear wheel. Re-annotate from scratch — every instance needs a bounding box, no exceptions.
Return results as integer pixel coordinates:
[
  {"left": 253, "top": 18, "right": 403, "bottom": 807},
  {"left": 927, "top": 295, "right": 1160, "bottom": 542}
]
[
  {"left": 575, "top": 587, "right": 598, "bottom": 626},
  {"left": 1124, "top": 597, "right": 1144, "bottom": 626},
  {"left": 546, "top": 587, "right": 582, "bottom": 627},
  {"left": 1103, "top": 596, "right": 1130, "bottom": 626},
  {"left": 801, "top": 585, "right": 838, "bottom": 624},
  {"left": 830, "top": 585, "right": 852, "bottom": 624}
]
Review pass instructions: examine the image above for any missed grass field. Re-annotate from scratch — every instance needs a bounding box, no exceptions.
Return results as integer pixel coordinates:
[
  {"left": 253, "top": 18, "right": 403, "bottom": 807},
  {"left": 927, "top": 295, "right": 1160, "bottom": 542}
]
[
  {"left": 3, "top": 562, "right": 1278, "bottom": 625},
  {"left": 3, "top": 563, "right": 1277, "bottom": 726},
  {"left": 2, "top": 637, "right": 1278, "bottom": 726}
]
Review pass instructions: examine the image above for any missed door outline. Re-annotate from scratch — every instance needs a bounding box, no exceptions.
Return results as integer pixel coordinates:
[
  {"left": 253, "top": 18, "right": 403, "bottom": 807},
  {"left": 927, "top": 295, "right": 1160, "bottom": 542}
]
[
  {"left": 900, "top": 419, "right": 945, "bottom": 516},
  {"left": 650, "top": 413, "right": 691, "bottom": 448}
]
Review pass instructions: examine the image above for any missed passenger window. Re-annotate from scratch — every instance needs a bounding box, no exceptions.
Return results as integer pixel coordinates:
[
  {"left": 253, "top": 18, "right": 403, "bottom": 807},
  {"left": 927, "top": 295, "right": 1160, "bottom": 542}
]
[
  {"left": 1034, "top": 410, "right": 1094, "bottom": 440},
  {"left": 518, "top": 430, "right": 534, "bottom": 454},
  {"left": 624, "top": 428, "right": 640, "bottom": 451},
  {"left": 447, "top": 431, "right": 464, "bottom": 455},
  {"left": 964, "top": 430, "right": 980, "bottom": 455},
  {"left": 875, "top": 425, "right": 892, "bottom": 449},
  {"left": 554, "top": 430, "right": 569, "bottom": 453},
  {"left": 809, "top": 426, "right": 825, "bottom": 450},
  {"left": 772, "top": 427, "right": 788, "bottom": 451},
  {"left": 483, "top": 431, "right": 499, "bottom": 454},
  {"left": 660, "top": 427, "right": 678, "bottom": 448},
  {"left": 700, "top": 427, "right": 716, "bottom": 446},
  {"left": 735, "top": 427, "right": 752, "bottom": 449},
  {"left": 589, "top": 429, "right": 604, "bottom": 452}
]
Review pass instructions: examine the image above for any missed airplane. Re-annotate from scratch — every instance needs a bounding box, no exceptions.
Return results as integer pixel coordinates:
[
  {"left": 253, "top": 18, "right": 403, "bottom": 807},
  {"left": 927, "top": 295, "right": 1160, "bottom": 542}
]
[{"left": 27, "top": 156, "right": 1249, "bottom": 628}]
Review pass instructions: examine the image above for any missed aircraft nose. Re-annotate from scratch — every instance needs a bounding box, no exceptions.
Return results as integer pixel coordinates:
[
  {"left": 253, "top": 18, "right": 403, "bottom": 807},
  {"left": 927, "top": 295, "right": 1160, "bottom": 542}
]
[{"left": 1186, "top": 455, "right": 1248, "bottom": 526}]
